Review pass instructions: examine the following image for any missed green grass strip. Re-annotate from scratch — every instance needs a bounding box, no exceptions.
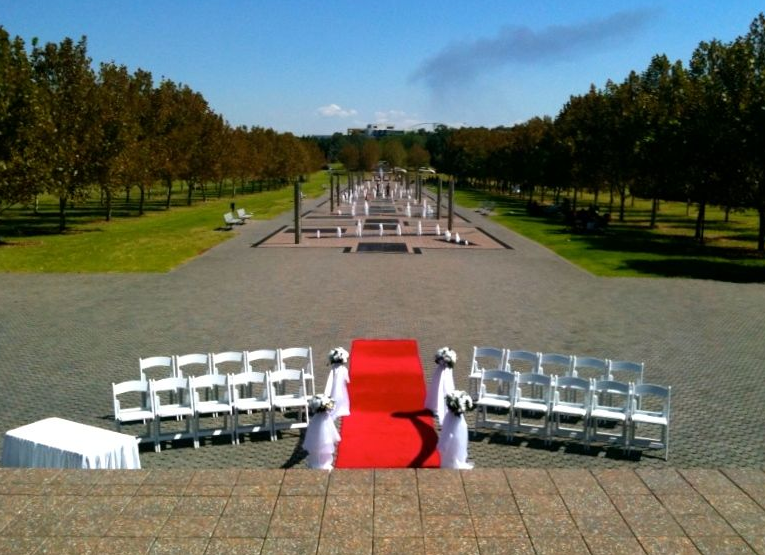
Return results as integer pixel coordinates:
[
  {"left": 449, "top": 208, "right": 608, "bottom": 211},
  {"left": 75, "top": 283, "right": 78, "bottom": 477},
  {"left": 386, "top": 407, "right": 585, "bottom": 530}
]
[{"left": 0, "top": 173, "right": 327, "bottom": 273}]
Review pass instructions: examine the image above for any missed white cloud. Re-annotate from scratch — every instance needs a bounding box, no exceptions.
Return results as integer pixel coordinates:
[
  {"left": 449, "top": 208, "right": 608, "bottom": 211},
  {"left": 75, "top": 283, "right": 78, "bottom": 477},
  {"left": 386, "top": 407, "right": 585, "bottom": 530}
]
[{"left": 318, "top": 103, "right": 358, "bottom": 118}]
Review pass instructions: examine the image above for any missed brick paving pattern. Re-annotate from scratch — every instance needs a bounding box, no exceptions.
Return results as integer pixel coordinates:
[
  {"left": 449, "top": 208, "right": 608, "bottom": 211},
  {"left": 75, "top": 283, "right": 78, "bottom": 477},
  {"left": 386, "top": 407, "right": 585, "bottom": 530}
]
[{"left": 0, "top": 192, "right": 764, "bottom": 553}]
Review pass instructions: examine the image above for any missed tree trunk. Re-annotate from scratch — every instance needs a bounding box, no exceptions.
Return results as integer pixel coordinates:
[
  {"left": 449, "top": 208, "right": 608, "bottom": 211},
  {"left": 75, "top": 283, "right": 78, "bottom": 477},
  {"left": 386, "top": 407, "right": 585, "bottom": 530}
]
[
  {"left": 186, "top": 180, "right": 193, "bottom": 206},
  {"left": 105, "top": 189, "right": 112, "bottom": 222},
  {"left": 58, "top": 196, "right": 67, "bottom": 232},
  {"left": 724, "top": 206, "right": 730, "bottom": 223},
  {"left": 619, "top": 190, "right": 626, "bottom": 222},
  {"left": 695, "top": 200, "right": 706, "bottom": 244},
  {"left": 125, "top": 186, "right": 131, "bottom": 205},
  {"left": 650, "top": 197, "right": 658, "bottom": 228},
  {"left": 139, "top": 185, "right": 145, "bottom": 216},
  {"left": 165, "top": 176, "right": 173, "bottom": 209},
  {"left": 758, "top": 207, "right": 765, "bottom": 252}
]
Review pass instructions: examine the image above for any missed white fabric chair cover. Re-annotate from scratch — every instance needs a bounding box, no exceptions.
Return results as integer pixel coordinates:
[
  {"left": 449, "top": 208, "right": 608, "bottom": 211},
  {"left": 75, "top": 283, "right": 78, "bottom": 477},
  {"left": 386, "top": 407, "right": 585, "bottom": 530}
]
[
  {"left": 437, "top": 411, "right": 473, "bottom": 469},
  {"left": 303, "top": 411, "right": 340, "bottom": 469},
  {"left": 324, "top": 363, "right": 350, "bottom": 419},
  {"left": 425, "top": 363, "right": 455, "bottom": 425}
]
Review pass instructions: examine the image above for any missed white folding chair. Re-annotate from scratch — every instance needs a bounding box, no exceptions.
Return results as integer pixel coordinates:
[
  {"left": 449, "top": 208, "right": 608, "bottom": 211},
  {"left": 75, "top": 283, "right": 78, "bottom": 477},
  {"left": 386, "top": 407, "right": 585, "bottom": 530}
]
[
  {"left": 139, "top": 356, "right": 176, "bottom": 405},
  {"left": 175, "top": 353, "right": 213, "bottom": 378},
  {"left": 112, "top": 380, "right": 154, "bottom": 445},
  {"left": 570, "top": 356, "right": 609, "bottom": 381},
  {"left": 504, "top": 350, "right": 541, "bottom": 374},
  {"left": 189, "top": 374, "right": 234, "bottom": 448},
  {"left": 245, "top": 349, "right": 279, "bottom": 373},
  {"left": 538, "top": 353, "right": 573, "bottom": 378},
  {"left": 139, "top": 356, "right": 176, "bottom": 382},
  {"left": 150, "top": 376, "right": 194, "bottom": 452},
  {"left": 278, "top": 347, "right": 315, "bottom": 395},
  {"left": 230, "top": 371, "right": 274, "bottom": 442},
  {"left": 211, "top": 351, "right": 247, "bottom": 376},
  {"left": 269, "top": 368, "right": 310, "bottom": 438},
  {"left": 629, "top": 383, "right": 671, "bottom": 460},
  {"left": 473, "top": 369, "right": 516, "bottom": 439},
  {"left": 511, "top": 372, "right": 552, "bottom": 443},
  {"left": 469, "top": 346, "right": 506, "bottom": 400},
  {"left": 589, "top": 380, "right": 632, "bottom": 453},
  {"left": 606, "top": 360, "right": 645, "bottom": 385},
  {"left": 236, "top": 207, "right": 253, "bottom": 220},
  {"left": 550, "top": 376, "right": 592, "bottom": 444}
]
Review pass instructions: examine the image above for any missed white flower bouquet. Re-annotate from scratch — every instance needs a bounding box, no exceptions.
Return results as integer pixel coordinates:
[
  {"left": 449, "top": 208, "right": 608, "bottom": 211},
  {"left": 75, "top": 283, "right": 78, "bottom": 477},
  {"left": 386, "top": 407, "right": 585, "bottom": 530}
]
[
  {"left": 445, "top": 390, "right": 474, "bottom": 415},
  {"left": 328, "top": 347, "right": 349, "bottom": 365},
  {"left": 435, "top": 346, "right": 457, "bottom": 368},
  {"left": 308, "top": 394, "right": 335, "bottom": 415}
]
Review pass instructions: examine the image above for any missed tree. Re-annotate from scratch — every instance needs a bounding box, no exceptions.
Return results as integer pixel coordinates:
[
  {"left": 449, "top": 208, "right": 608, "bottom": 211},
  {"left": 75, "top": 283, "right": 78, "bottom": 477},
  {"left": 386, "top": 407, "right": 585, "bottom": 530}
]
[
  {"left": 407, "top": 143, "right": 431, "bottom": 171},
  {"left": 360, "top": 139, "right": 380, "bottom": 172},
  {"left": 381, "top": 139, "right": 406, "bottom": 168},
  {"left": 743, "top": 13, "right": 765, "bottom": 251},
  {"left": 0, "top": 28, "right": 44, "bottom": 221},
  {"left": 31, "top": 36, "right": 101, "bottom": 232},
  {"left": 337, "top": 143, "right": 360, "bottom": 172},
  {"left": 95, "top": 62, "right": 136, "bottom": 221}
]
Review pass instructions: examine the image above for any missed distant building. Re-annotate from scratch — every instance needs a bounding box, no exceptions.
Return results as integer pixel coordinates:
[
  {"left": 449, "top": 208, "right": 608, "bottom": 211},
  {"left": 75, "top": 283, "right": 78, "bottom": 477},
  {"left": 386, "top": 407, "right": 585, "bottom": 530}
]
[{"left": 347, "top": 124, "right": 405, "bottom": 138}]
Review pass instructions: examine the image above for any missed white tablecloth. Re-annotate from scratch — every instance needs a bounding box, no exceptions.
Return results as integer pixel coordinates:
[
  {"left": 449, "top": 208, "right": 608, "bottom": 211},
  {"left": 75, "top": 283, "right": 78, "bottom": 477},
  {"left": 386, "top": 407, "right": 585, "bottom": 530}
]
[{"left": 1, "top": 417, "right": 141, "bottom": 469}]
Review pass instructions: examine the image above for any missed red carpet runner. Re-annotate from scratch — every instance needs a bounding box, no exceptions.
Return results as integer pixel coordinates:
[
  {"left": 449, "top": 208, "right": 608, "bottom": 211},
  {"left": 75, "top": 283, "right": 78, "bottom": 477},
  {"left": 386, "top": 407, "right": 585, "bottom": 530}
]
[{"left": 334, "top": 339, "right": 440, "bottom": 468}]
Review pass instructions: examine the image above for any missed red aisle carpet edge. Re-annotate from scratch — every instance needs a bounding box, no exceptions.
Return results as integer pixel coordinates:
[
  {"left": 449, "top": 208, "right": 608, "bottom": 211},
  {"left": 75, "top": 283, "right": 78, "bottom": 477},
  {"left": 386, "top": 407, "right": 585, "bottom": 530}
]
[{"left": 334, "top": 338, "right": 440, "bottom": 468}]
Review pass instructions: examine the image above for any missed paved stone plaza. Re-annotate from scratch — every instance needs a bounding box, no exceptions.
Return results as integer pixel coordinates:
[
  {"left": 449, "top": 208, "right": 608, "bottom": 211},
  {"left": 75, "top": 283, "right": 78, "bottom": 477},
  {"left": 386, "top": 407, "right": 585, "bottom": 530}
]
[
  {"left": 1, "top": 192, "right": 763, "bottom": 469},
  {"left": 0, "top": 193, "right": 764, "bottom": 553}
]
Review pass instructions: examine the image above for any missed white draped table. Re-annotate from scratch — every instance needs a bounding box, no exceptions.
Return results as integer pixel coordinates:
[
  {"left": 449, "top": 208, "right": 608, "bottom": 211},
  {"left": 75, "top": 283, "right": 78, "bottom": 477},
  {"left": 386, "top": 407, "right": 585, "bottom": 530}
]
[{"left": 1, "top": 417, "right": 141, "bottom": 469}]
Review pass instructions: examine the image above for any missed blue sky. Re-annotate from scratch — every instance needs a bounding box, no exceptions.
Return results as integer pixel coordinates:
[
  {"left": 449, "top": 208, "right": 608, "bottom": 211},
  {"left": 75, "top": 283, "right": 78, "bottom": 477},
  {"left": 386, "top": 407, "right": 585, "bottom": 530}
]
[{"left": 1, "top": 1, "right": 763, "bottom": 136}]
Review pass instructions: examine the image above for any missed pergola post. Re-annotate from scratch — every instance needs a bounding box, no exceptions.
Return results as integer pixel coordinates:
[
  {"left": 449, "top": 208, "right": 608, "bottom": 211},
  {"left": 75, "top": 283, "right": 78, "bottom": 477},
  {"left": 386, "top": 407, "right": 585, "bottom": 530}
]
[
  {"left": 448, "top": 177, "right": 454, "bottom": 232},
  {"left": 329, "top": 173, "right": 334, "bottom": 212},
  {"left": 294, "top": 180, "right": 301, "bottom": 244}
]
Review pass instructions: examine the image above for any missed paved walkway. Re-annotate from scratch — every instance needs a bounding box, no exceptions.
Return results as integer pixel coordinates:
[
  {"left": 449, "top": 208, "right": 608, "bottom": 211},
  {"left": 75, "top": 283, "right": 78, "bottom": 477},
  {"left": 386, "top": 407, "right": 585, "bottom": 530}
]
[
  {"left": 0, "top": 192, "right": 764, "bottom": 553},
  {"left": 0, "top": 467, "right": 763, "bottom": 554}
]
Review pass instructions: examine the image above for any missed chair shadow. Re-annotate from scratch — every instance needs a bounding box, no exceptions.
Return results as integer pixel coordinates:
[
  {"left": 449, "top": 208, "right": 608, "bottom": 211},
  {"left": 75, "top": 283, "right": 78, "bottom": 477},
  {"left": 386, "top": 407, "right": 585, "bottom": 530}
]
[{"left": 391, "top": 409, "right": 439, "bottom": 468}]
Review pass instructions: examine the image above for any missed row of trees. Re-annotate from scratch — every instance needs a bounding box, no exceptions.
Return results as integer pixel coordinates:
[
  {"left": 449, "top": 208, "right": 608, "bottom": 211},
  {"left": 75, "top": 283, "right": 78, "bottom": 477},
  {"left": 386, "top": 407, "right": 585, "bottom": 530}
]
[
  {"left": 0, "top": 28, "right": 324, "bottom": 231},
  {"left": 312, "top": 132, "right": 432, "bottom": 174},
  {"left": 421, "top": 13, "right": 765, "bottom": 251}
]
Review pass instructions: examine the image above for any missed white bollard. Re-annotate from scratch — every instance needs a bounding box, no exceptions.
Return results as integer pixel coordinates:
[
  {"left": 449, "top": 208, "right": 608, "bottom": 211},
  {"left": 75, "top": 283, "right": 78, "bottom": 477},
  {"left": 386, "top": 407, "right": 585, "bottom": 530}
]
[
  {"left": 379, "top": 223, "right": 384, "bottom": 236},
  {"left": 396, "top": 224, "right": 402, "bottom": 236},
  {"left": 337, "top": 227, "right": 342, "bottom": 238},
  {"left": 417, "top": 221, "right": 422, "bottom": 236},
  {"left": 316, "top": 229, "right": 321, "bottom": 239},
  {"left": 436, "top": 224, "right": 441, "bottom": 236}
]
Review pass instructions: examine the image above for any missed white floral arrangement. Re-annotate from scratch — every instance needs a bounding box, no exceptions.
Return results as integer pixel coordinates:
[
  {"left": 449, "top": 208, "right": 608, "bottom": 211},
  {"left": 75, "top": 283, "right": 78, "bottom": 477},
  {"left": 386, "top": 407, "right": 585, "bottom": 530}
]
[
  {"left": 435, "top": 346, "right": 457, "bottom": 368},
  {"left": 445, "top": 390, "right": 474, "bottom": 415},
  {"left": 308, "top": 394, "right": 335, "bottom": 415},
  {"left": 328, "top": 346, "right": 349, "bottom": 365}
]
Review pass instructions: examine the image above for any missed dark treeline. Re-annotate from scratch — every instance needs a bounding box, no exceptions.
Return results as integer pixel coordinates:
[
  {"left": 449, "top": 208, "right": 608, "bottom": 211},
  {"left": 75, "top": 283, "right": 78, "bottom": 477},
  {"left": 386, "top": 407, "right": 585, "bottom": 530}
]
[
  {"left": 0, "top": 29, "right": 325, "bottom": 231},
  {"left": 414, "top": 13, "right": 765, "bottom": 252}
]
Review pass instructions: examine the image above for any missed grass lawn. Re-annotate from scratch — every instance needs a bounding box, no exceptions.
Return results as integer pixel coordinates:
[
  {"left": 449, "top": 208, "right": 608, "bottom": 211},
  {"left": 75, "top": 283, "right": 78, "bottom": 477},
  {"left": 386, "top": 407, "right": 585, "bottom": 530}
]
[
  {"left": 452, "top": 188, "right": 765, "bottom": 283},
  {"left": 0, "top": 173, "right": 327, "bottom": 272}
]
